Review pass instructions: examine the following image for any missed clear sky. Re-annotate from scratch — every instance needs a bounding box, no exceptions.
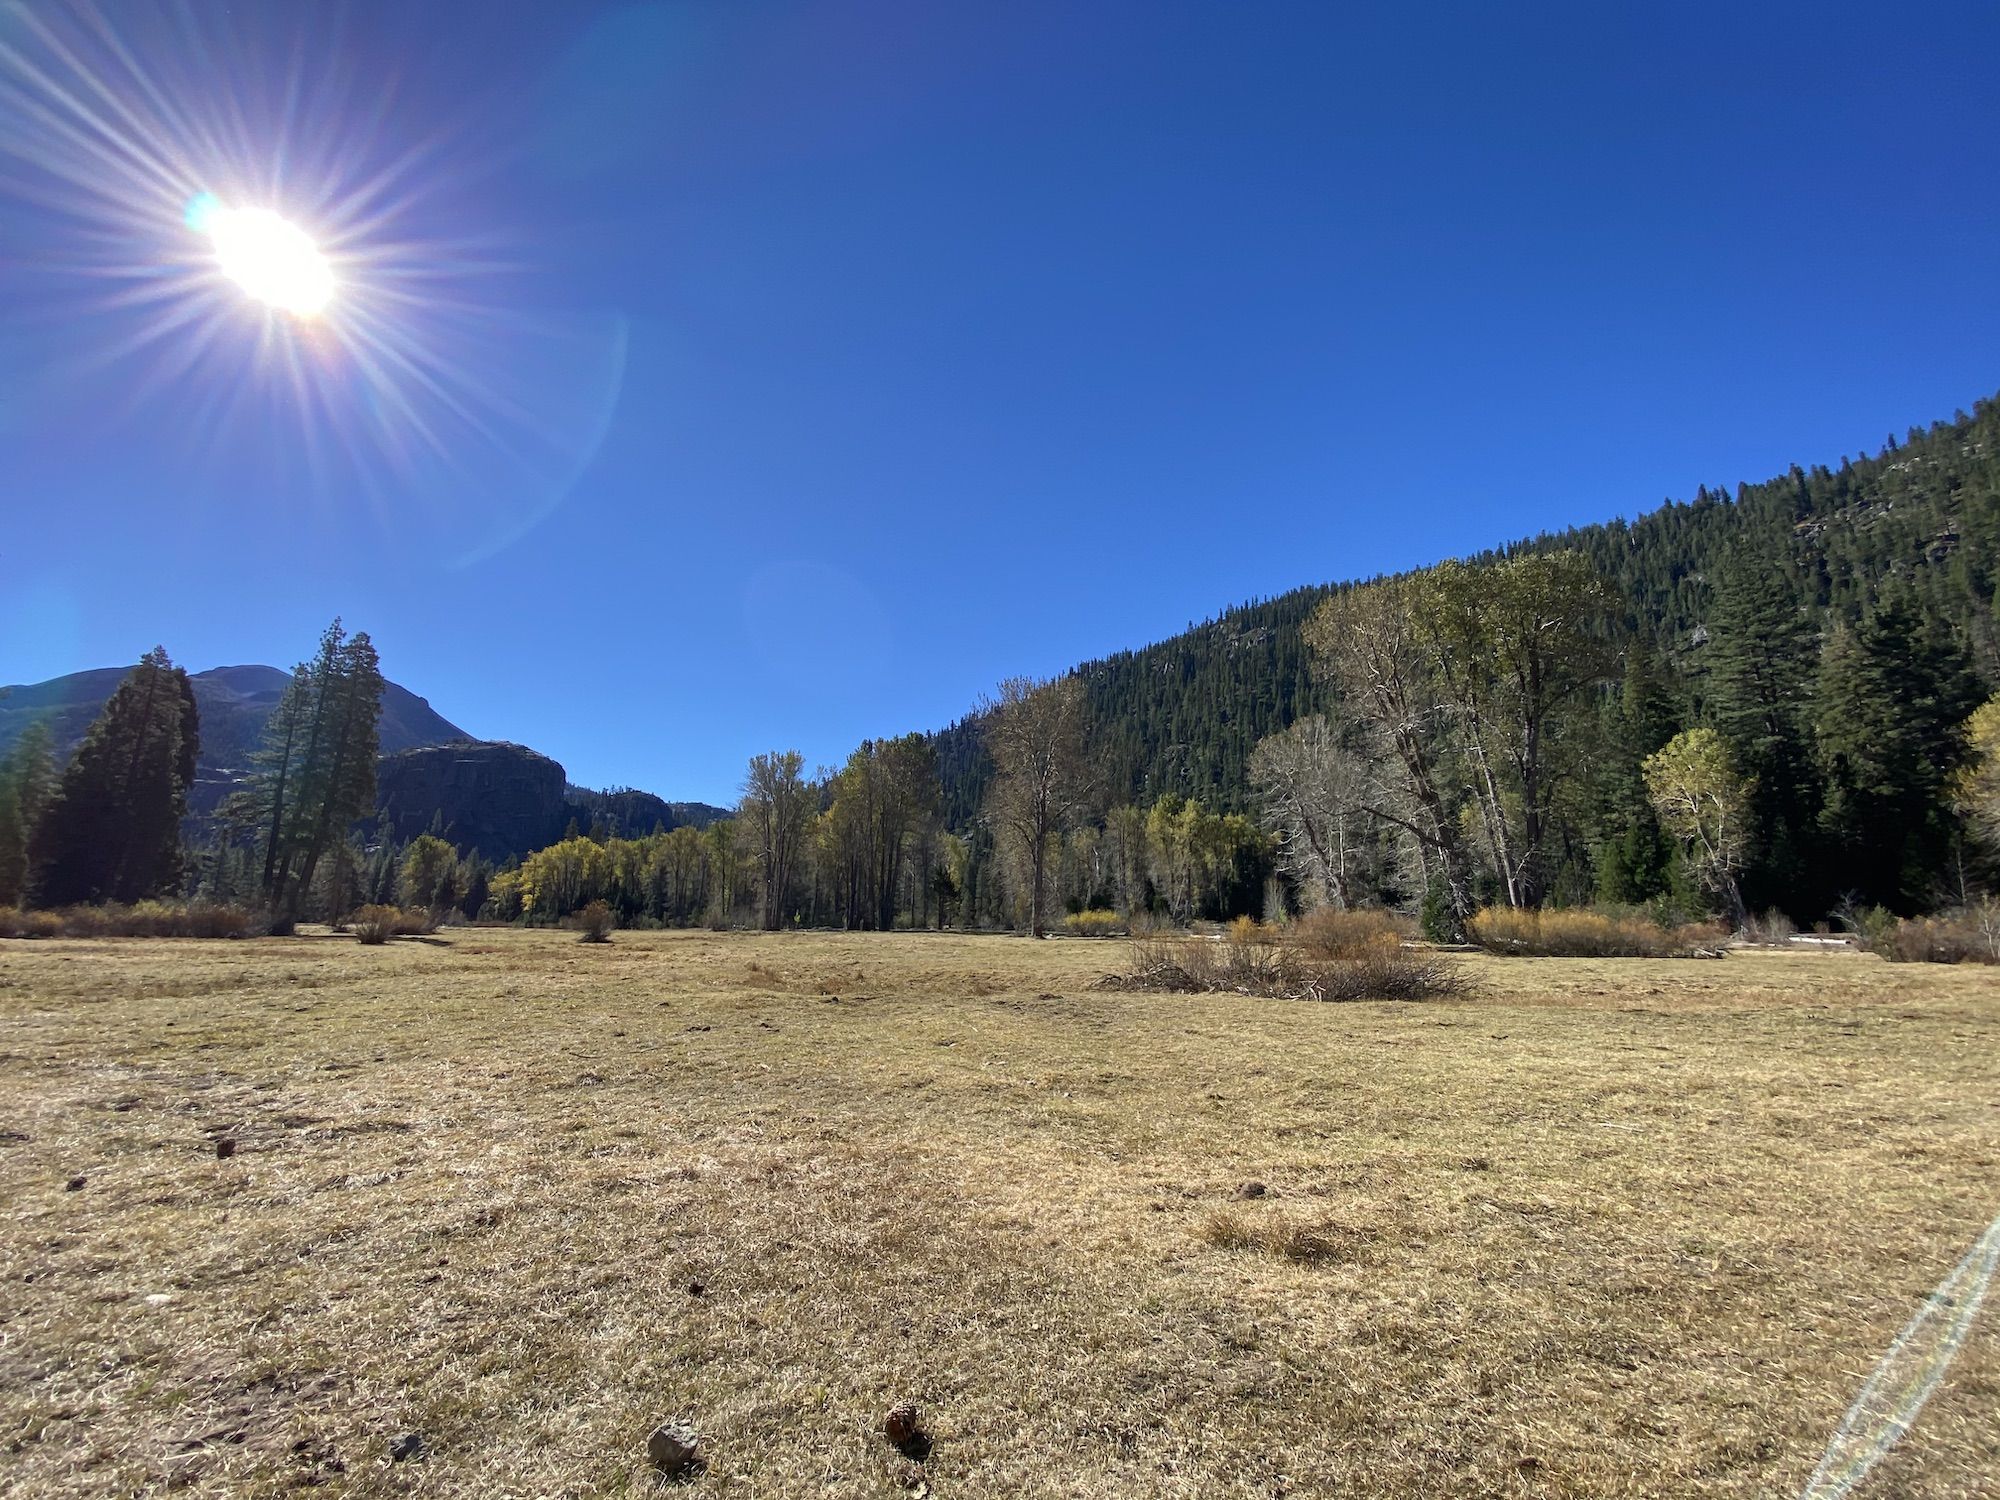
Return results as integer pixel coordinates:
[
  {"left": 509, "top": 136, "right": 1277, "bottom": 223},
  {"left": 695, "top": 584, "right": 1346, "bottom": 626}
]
[{"left": 3, "top": 0, "right": 1997, "bottom": 804}]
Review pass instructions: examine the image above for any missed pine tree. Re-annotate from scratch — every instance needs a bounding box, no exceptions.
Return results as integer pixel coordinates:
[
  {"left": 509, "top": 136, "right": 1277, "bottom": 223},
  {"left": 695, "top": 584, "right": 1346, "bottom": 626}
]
[
  {"left": 231, "top": 621, "right": 386, "bottom": 921},
  {"left": 29, "top": 648, "right": 200, "bottom": 906},
  {"left": 1591, "top": 642, "right": 1680, "bottom": 903},
  {"left": 1816, "top": 589, "right": 1980, "bottom": 911},
  {"left": 0, "top": 721, "right": 58, "bottom": 907},
  {"left": 1704, "top": 554, "right": 1823, "bottom": 914}
]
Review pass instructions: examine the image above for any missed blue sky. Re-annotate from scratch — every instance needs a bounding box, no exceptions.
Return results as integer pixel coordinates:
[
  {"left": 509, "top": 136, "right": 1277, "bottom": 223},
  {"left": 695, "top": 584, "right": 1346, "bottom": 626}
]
[{"left": 4, "top": 0, "right": 1997, "bottom": 804}]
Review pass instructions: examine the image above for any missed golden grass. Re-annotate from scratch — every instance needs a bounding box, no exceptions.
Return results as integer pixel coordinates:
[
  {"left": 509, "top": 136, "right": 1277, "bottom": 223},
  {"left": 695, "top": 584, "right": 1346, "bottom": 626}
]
[{"left": 1, "top": 931, "right": 1996, "bottom": 1496}]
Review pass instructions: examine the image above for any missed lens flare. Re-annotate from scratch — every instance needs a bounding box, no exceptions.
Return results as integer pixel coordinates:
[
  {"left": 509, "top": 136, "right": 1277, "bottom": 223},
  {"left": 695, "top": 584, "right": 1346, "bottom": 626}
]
[
  {"left": 0, "top": 1, "right": 628, "bottom": 565},
  {"left": 201, "top": 202, "right": 334, "bottom": 317}
]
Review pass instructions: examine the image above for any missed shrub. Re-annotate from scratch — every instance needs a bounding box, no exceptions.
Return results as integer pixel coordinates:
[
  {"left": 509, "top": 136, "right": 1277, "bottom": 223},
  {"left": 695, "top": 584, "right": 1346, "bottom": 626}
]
[
  {"left": 1225, "top": 914, "right": 1270, "bottom": 946},
  {"left": 0, "top": 908, "right": 66, "bottom": 939},
  {"left": 1301, "top": 946, "right": 1468, "bottom": 1001},
  {"left": 1287, "top": 906, "right": 1404, "bottom": 962},
  {"left": 351, "top": 904, "right": 399, "bottom": 945},
  {"left": 1839, "top": 902, "right": 1901, "bottom": 956},
  {"left": 1867, "top": 904, "right": 2000, "bottom": 964},
  {"left": 1466, "top": 906, "right": 1725, "bottom": 959},
  {"left": 1738, "top": 909, "right": 1797, "bottom": 946},
  {"left": 576, "top": 899, "right": 615, "bottom": 944},
  {"left": 0, "top": 902, "right": 266, "bottom": 939},
  {"left": 1121, "top": 931, "right": 1466, "bottom": 1002},
  {"left": 1064, "top": 909, "right": 1124, "bottom": 937}
]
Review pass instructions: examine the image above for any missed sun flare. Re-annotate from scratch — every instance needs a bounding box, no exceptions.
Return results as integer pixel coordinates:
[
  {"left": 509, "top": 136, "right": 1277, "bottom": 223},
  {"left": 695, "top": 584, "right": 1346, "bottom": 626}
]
[{"left": 194, "top": 198, "right": 334, "bottom": 317}]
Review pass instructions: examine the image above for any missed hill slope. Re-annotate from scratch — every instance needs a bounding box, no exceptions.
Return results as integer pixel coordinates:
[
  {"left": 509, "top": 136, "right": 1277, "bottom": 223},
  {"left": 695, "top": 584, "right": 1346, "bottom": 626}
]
[{"left": 937, "top": 392, "right": 2000, "bottom": 824}]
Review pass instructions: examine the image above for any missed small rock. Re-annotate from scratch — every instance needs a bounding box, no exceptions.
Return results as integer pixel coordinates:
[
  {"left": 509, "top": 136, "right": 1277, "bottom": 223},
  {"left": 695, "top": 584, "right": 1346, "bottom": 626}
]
[
  {"left": 215, "top": 1138, "right": 237, "bottom": 1160},
  {"left": 647, "top": 1421, "right": 700, "bottom": 1477},
  {"left": 388, "top": 1431, "right": 426, "bottom": 1462},
  {"left": 65, "top": 1174, "right": 87, "bottom": 1192},
  {"left": 1235, "top": 1181, "right": 1267, "bottom": 1200}
]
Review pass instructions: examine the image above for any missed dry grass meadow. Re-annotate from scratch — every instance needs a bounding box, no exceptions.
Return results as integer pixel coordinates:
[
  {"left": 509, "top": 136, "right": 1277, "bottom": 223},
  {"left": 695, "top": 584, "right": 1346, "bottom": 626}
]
[{"left": 2, "top": 929, "right": 1997, "bottom": 1498}]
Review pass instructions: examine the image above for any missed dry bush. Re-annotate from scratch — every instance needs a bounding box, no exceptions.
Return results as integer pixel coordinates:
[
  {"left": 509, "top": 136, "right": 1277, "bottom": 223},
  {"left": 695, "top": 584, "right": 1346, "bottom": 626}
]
[
  {"left": 1738, "top": 909, "right": 1797, "bottom": 946},
  {"left": 1301, "top": 946, "right": 1470, "bottom": 1002},
  {"left": 1225, "top": 914, "right": 1269, "bottom": 947},
  {"left": 2, "top": 903, "right": 266, "bottom": 940},
  {"left": 1123, "top": 932, "right": 1464, "bottom": 1002},
  {"left": 1064, "top": 909, "right": 1123, "bottom": 938},
  {"left": 1467, "top": 906, "right": 1725, "bottom": 959},
  {"left": 576, "top": 899, "right": 615, "bottom": 944},
  {"left": 350, "top": 905, "right": 399, "bottom": 945},
  {"left": 1287, "top": 906, "right": 1404, "bottom": 961},
  {"left": 1873, "top": 905, "right": 2000, "bottom": 964},
  {"left": 0, "top": 909, "right": 66, "bottom": 939}
]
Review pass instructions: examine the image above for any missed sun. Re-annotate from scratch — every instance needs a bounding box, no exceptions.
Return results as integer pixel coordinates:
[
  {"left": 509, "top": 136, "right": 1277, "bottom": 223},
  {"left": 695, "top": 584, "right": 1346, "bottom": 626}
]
[{"left": 192, "top": 197, "right": 335, "bottom": 317}]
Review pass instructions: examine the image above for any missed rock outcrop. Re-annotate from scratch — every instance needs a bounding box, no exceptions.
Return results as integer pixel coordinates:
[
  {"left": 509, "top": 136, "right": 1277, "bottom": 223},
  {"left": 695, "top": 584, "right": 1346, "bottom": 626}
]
[{"left": 375, "top": 741, "right": 568, "bottom": 860}]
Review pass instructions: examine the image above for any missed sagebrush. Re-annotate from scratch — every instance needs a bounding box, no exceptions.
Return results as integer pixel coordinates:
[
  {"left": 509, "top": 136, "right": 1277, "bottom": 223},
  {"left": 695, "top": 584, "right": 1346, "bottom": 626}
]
[
  {"left": 1064, "top": 909, "right": 1123, "bottom": 937},
  {"left": 1128, "top": 918, "right": 1465, "bottom": 1002},
  {"left": 576, "top": 899, "right": 615, "bottom": 943},
  {"left": 0, "top": 902, "right": 266, "bottom": 940},
  {"left": 1467, "top": 907, "right": 1726, "bottom": 959}
]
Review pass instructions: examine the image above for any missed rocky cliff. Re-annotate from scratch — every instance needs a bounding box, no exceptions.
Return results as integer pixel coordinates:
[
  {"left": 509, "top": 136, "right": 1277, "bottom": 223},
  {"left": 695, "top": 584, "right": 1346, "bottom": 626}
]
[{"left": 375, "top": 741, "right": 570, "bottom": 861}]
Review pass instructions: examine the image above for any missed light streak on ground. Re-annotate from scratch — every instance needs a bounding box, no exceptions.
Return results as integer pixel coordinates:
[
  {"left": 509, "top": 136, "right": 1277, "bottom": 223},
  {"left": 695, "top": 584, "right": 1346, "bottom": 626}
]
[{"left": 1802, "top": 1208, "right": 2000, "bottom": 1499}]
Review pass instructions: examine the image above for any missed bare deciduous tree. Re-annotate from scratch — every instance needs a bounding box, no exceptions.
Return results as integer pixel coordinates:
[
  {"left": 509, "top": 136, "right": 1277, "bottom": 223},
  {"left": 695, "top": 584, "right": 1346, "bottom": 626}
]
[
  {"left": 982, "top": 675, "right": 1092, "bottom": 937},
  {"left": 738, "top": 749, "right": 813, "bottom": 929},
  {"left": 1249, "top": 714, "right": 1378, "bottom": 910},
  {"left": 1303, "top": 579, "right": 1476, "bottom": 924}
]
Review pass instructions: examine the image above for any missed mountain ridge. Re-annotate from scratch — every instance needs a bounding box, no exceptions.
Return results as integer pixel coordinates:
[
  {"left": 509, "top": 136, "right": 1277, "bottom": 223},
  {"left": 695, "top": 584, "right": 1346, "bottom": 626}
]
[{"left": 0, "top": 663, "right": 727, "bottom": 858}]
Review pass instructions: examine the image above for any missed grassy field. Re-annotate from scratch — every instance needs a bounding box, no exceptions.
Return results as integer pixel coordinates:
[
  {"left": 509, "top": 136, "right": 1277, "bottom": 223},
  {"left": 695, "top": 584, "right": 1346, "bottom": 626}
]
[{"left": 1, "top": 930, "right": 1996, "bottom": 1498}]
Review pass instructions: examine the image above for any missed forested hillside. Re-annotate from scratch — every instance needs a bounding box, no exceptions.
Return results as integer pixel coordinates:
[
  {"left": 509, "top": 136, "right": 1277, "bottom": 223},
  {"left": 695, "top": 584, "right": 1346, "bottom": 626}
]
[{"left": 936, "top": 394, "right": 2000, "bottom": 825}]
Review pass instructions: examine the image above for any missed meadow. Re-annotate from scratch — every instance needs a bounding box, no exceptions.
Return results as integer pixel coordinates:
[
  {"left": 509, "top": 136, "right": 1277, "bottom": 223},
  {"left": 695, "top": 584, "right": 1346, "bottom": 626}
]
[{"left": 1, "top": 929, "right": 1996, "bottom": 1498}]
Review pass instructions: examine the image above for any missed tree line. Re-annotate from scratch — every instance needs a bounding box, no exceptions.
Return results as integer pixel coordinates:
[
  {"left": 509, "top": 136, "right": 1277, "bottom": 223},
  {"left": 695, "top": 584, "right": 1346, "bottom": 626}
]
[
  {"left": 702, "top": 543, "right": 1999, "bottom": 937},
  {"left": 7, "top": 382, "right": 1999, "bottom": 937}
]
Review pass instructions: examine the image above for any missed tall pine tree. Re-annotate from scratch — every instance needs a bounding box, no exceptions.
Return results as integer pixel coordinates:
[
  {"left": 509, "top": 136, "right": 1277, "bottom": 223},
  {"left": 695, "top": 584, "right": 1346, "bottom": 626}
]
[
  {"left": 229, "top": 621, "right": 385, "bottom": 921},
  {"left": 1591, "top": 639, "right": 1681, "bottom": 904},
  {"left": 1704, "top": 554, "right": 1823, "bottom": 915},
  {"left": 1815, "top": 588, "right": 1980, "bottom": 912},
  {"left": 0, "top": 721, "right": 58, "bottom": 907},
  {"left": 29, "top": 649, "right": 200, "bottom": 906}
]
